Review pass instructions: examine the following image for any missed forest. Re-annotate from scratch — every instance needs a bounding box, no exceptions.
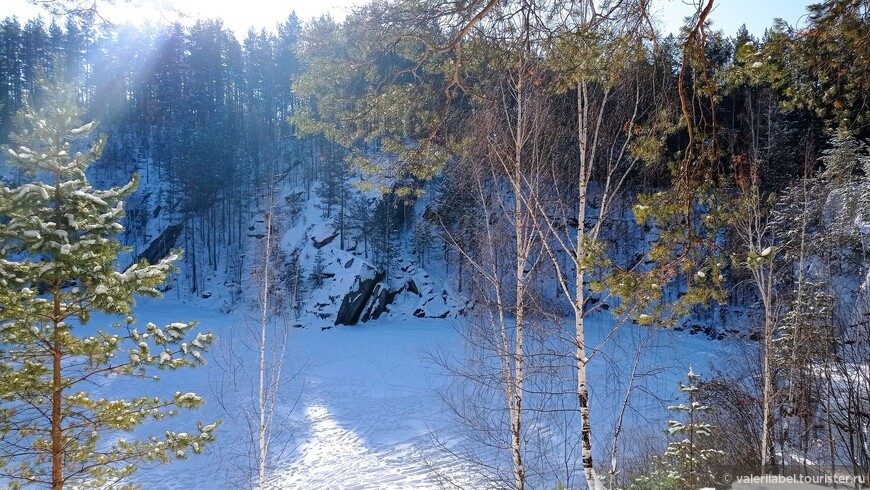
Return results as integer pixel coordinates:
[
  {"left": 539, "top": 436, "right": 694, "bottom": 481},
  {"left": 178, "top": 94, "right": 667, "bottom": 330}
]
[{"left": 0, "top": 0, "right": 869, "bottom": 488}]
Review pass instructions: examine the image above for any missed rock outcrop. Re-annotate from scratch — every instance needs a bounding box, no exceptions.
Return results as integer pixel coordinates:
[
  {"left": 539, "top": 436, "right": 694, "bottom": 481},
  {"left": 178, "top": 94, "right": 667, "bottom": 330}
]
[
  {"left": 312, "top": 231, "right": 339, "bottom": 249},
  {"left": 136, "top": 223, "right": 183, "bottom": 265},
  {"left": 334, "top": 264, "right": 384, "bottom": 325},
  {"left": 360, "top": 283, "right": 399, "bottom": 323}
]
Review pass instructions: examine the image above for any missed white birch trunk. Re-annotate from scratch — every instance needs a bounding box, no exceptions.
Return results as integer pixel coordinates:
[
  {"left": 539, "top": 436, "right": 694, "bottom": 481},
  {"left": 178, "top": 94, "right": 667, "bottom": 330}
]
[{"left": 258, "top": 198, "right": 273, "bottom": 489}]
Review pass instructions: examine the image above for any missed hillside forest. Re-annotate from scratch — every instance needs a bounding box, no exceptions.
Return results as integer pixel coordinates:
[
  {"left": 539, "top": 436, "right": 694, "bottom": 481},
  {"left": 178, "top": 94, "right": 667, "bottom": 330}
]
[{"left": 1, "top": 0, "right": 870, "bottom": 488}]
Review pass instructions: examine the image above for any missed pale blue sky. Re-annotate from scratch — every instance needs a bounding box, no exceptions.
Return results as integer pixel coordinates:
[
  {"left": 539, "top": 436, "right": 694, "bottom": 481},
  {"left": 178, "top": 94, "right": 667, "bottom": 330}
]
[
  {"left": 656, "top": 0, "right": 813, "bottom": 37},
  {"left": 5, "top": 0, "right": 814, "bottom": 39}
]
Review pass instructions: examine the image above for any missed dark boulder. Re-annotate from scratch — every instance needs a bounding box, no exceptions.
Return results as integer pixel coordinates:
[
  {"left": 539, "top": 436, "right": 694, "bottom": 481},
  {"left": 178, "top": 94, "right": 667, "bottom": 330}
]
[
  {"left": 406, "top": 279, "right": 420, "bottom": 296},
  {"left": 313, "top": 231, "right": 339, "bottom": 249},
  {"left": 361, "top": 283, "right": 399, "bottom": 323},
  {"left": 136, "top": 223, "right": 183, "bottom": 265},
  {"left": 334, "top": 265, "right": 384, "bottom": 325}
]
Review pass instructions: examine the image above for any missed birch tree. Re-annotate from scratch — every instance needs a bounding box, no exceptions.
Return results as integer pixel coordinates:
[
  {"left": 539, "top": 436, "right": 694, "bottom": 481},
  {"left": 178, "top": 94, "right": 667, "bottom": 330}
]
[
  {"left": 730, "top": 167, "right": 780, "bottom": 474},
  {"left": 437, "top": 60, "right": 554, "bottom": 490},
  {"left": 210, "top": 176, "right": 296, "bottom": 488},
  {"left": 536, "top": 9, "right": 665, "bottom": 487}
]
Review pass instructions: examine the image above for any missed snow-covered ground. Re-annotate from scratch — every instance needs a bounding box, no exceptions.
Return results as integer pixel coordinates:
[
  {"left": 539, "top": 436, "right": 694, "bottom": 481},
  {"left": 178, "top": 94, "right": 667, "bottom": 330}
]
[
  {"left": 263, "top": 320, "right": 486, "bottom": 489},
  {"left": 93, "top": 297, "right": 486, "bottom": 489},
  {"left": 83, "top": 290, "right": 719, "bottom": 489}
]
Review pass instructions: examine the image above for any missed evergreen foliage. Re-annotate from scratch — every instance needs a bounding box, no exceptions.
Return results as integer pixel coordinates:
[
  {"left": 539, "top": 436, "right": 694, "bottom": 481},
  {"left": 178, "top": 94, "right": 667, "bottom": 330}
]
[
  {"left": 292, "top": 10, "right": 454, "bottom": 197},
  {"left": 820, "top": 136, "right": 870, "bottom": 231},
  {"left": 348, "top": 195, "right": 374, "bottom": 258},
  {"left": 764, "top": 0, "right": 870, "bottom": 134},
  {"left": 630, "top": 369, "right": 723, "bottom": 490},
  {"left": 316, "top": 150, "right": 351, "bottom": 231},
  {"left": 285, "top": 251, "right": 304, "bottom": 314},
  {"left": 309, "top": 250, "right": 325, "bottom": 289},
  {"left": 0, "top": 74, "right": 217, "bottom": 489},
  {"left": 370, "top": 196, "right": 399, "bottom": 273}
]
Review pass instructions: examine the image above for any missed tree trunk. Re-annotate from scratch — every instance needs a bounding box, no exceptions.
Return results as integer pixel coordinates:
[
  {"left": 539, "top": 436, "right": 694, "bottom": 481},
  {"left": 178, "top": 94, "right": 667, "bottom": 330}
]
[
  {"left": 576, "top": 80, "right": 600, "bottom": 490},
  {"left": 759, "top": 261, "right": 777, "bottom": 475},
  {"left": 51, "top": 169, "right": 64, "bottom": 490},
  {"left": 190, "top": 226, "right": 198, "bottom": 295},
  {"left": 511, "top": 86, "right": 526, "bottom": 490},
  {"left": 258, "top": 205, "right": 272, "bottom": 489},
  {"left": 52, "top": 301, "right": 63, "bottom": 490}
]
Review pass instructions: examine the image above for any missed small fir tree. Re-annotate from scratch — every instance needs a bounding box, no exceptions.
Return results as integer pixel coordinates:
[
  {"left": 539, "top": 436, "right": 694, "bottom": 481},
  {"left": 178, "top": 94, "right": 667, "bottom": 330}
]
[
  {"left": 0, "top": 75, "right": 217, "bottom": 489},
  {"left": 286, "top": 251, "right": 305, "bottom": 314},
  {"left": 348, "top": 195, "right": 373, "bottom": 258},
  {"left": 819, "top": 136, "right": 870, "bottom": 235},
  {"left": 316, "top": 155, "right": 350, "bottom": 220},
  {"left": 414, "top": 220, "right": 433, "bottom": 268},
  {"left": 370, "top": 197, "right": 397, "bottom": 274},
  {"left": 630, "top": 368, "right": 723, "bottom": 490},
  {"left": 309, "top": 250, "right": 326, "bottom": 289}
]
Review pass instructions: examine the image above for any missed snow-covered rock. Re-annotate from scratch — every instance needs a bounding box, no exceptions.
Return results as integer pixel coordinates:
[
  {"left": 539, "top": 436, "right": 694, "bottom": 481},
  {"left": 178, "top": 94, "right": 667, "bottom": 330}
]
[
  {"left": 335, "top": 264, "right": 385, "bottom": 325},
  {"left": 311, "top": 224, "right": 339, "bottom": 249},
  {"left": 134, "top": 223, "right": 183, "bottom": 266}
]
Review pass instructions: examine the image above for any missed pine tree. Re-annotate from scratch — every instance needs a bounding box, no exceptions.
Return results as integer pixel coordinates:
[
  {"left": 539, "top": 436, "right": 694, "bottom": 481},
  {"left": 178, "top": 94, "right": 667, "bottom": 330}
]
[
  {"left": 764, "top": 0, "right": 870, "bottom": 133},
  {"left": 0, "top": 17, "right": 24, "bottom": 141},
  {"left": 630, "top": 369, "right": 723, "bottom": 490},
  {"left": 0, "top": 74, "right": 217, "bottom": 489},
  {"left": 820, "top": 136, "right": 870, "bottom": 235},
  {"left": 309, "top": 250, "right": 326, "bottom": 289},
  {"left": 370, "top": 197, "right": 397, "bottom": 274},
  {"left": 314, "top": 151, "right": 351, "bottom": 251},
  {"left": 414, "top": 220, "right": 432, "bottom": 267},
  {"left": 286, "top": 251, "right": 304, "bottom": 314},
  {"left": 348, "top": 194, "right": 373, "bottom": 258}
]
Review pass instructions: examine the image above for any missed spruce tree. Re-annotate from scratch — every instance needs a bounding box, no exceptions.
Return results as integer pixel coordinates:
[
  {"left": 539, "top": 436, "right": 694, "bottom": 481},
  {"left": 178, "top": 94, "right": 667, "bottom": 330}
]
[
  {"left": 348, "top": 195, "right": 373, "bottom": 258},
  {"left": 316, "top": 154, "right": 350, "bottom": 221},
  {"left": 309, "top": 250, "right": 326, "bottom": 289},
  {"left": 0, "top": 75, "right": 217, "bottom": 489},
  {"left": 630, "top": 369, "right": 723, "bottom": 490}
]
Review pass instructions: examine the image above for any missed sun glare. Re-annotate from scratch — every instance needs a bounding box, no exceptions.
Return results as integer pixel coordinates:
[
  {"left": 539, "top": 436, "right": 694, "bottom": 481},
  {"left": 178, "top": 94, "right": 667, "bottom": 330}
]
[
  {"left": 6, "top": 0, "right": 809, "bottom": 39},
  {"left": 6, "top": 0, "right": 358, "bottom": 38}
]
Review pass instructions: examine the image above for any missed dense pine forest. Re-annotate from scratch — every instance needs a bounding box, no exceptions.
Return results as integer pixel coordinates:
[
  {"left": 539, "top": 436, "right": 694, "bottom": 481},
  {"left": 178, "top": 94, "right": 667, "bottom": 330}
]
[{"left": 1, "top": 0, "right": 869, "bottom": 488}]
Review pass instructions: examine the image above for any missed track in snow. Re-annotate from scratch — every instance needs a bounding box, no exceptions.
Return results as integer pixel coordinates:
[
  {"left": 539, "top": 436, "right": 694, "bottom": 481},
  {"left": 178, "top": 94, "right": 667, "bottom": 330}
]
[{"left": 268, "top": 404, "right": 480, "bottom": 489}]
